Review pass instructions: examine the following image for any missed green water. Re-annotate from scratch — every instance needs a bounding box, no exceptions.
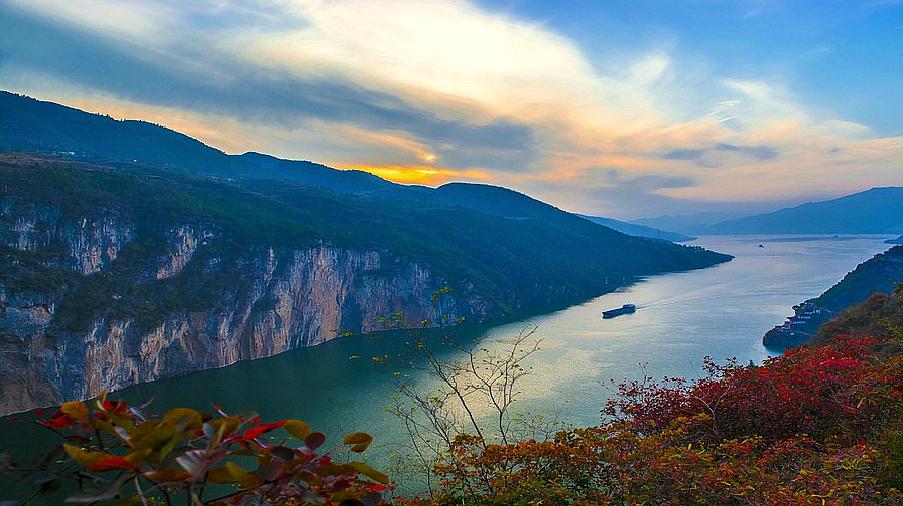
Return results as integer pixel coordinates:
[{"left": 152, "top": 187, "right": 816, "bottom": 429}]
[{"left": 0, "top": 235, "right": 893, "bottom": 500}]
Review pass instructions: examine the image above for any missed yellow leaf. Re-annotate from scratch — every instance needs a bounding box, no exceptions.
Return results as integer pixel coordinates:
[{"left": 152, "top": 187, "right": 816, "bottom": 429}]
[
  {"left": 63, "top": 444, "right": 106, "bottom": 468},
  {"left": 346, "top": 461, "right": 389, "bottom": 484},
  {"left": 211, "top": 416, "right": 241, "bottom": 436},
  {"left": 109, "top": 498, "right": 143, "bottom": 506},
  {"left": 208, "top": 462, "right": 260, "bottom": 489},
  {"left": 125, "top": 448, "right": 151, "bottom": 466},
  {"left": 343, "top": 432, "right": 373, "bottom": 453},
  {"left": 162, "top": 408, "right": 202, "bottom": 429},
  {"left": 60, "top": 401, "right": 89, "bottom": 421},
  {"left": 285, "top": 419, "right": 312, "bottom": 441},
  {"left": 144, "top": 469, "right": 192, "bottom": 483}
]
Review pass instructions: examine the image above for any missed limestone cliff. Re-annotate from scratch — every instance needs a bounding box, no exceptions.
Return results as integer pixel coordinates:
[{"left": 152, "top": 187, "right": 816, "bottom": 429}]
[
  {"left": 0, "top": 155, "right": 731, "bottom": 415},
  {"left": 0, "top": 199, "right": 489, "bottom": 415}
]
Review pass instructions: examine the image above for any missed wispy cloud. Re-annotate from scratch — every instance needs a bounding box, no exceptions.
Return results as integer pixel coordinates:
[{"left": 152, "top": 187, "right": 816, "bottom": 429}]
[{"left": 1, "top": 0, "right": 901, "bottom": 218}]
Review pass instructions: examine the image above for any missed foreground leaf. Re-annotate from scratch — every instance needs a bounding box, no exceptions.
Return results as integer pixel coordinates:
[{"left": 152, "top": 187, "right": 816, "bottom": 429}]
[
  {"left": 343, "top": 433, "right": 373, "bottom": 453},
  {"left": 285, "top": 419, "right": 312, "bottom": 441}
]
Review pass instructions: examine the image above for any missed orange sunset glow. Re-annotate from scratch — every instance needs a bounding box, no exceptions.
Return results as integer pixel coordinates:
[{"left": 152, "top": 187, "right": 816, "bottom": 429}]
[{"left": 338, "top": 165, "right": 493, "bottom": 186}]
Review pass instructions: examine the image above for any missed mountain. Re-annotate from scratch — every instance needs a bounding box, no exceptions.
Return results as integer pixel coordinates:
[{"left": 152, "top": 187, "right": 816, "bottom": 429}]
[
  {"left": 815, "top": 247, "right": 903, "bottom": 310},
  {"left": 0, "top": 91, "right": 252, "bottom": 176},
  {"left": 238, "top": 152, "right": 395, "bottom": 194},
  {"left": 0, "top": 94, "right": 732, "bottom": 414},
  {"left": 577, "top": 215, "right": 693, "bottom": 242},
  {"left": 810, "top": 279, "right": 903, "bottom": 348},
  {"left": 763, "top": 245, "right": 903, "bottom": 349},
  {"left": 0, "top": 91, "right": 672, "bottom": 232},
  {"left": 886, "top": 235, "right": 903, "bottom": 245},
  {"left": 631, "top": 212, "right": 746, "bottom": 236},
  {"left": 707, "top": 188, "right": 903, "bottom": 235}
]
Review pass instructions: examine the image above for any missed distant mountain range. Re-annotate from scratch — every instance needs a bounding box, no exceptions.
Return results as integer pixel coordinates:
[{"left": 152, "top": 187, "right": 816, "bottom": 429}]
[
  {"left": 705, "top": 188, "right": 903, "bottom": 235},
  {"left": 577, "top": 215, "right": 693, "bottom": 242},
  {"left": 634, "top": 188, "right": 903, "bottom": 236},
  {"left": 630, "top": 212, "right": 745, "bottom": 236},
  {"left": 0, "top": 91, "right": 730, "bottom": 413}
]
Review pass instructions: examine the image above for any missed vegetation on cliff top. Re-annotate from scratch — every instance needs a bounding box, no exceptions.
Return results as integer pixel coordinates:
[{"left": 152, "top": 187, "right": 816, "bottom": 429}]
[
  {"left": 812, "top": 282, "right": 903, "bottom": 347},
  {"left": 815, "top": 246, "right": 903, "bottom": 312},
  {"left": 1, "top": 154, "right": 729, "bottom": 332},
  {"left": 762, "top": 245, "right": 903, "bottom": 349}
]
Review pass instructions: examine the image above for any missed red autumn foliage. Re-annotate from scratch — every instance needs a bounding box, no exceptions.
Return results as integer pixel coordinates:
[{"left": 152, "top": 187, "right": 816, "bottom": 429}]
[
  {"left": 39, "top": 412, "right": 74, "bottom": 428},
  {"left": 88, "top": 455, "right": 136, "bottom": 472},
  {"left": 1, "top": 394, "right": 389, "bottom": 505},
  {"left": 403, "top": 334, "right": 903, "bottom": 505},
  {"left": 241, "top": 420, "right": 288, "bottom": 440},
  {"left": 604, "top": 335, "right": 900, "bottom": 443}
]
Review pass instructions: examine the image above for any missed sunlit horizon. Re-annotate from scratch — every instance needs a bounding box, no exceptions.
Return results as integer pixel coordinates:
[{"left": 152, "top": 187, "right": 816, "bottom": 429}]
[{"left": 2, "top": 0, "right": 901, "bottom": 219}]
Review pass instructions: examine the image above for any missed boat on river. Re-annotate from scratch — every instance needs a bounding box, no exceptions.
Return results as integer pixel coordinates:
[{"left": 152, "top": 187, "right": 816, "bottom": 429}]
[{"left": 602, "top": 303, "right": 637, "bottom": 319}]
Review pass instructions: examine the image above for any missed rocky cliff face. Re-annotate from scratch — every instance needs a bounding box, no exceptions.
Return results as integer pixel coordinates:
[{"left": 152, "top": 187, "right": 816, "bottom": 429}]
[
  {"left": 1, "top": 197, "right": 135, "bottom": 274},
  {"left": 0, "top": 200, "right": 490, "bottom": 415}
]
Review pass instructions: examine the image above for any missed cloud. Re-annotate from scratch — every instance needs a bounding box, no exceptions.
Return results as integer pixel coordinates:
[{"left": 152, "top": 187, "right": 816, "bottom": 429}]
[
  {"left": 663, "top": 143, "right": 778, "bottom": 165},
  {"left": 714, "top": 143, "right": 777, "bottom": 160},
  {"left": 0, "top": 1, "right": 537, "bottom": 170},
  {"left": 1, "top": 0, "right": 901, "bottom": 218},
  {"left": 530, "top": 170, "right": 702, "bottom": 219},
  {"left": 663, "top": 148, "right": 707, "bottom": 161}
]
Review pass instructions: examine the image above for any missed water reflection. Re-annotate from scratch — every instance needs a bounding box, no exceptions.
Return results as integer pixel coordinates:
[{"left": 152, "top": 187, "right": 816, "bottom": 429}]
[{"left": 0, "top": 235, "right": 892, "bottom": 497}]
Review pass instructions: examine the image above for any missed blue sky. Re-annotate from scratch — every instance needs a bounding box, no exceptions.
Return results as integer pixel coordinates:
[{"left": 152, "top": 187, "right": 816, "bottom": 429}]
[
  {"left": 485, "top": 0, "right": 903, "bottom": 135},
  {"left": 488, "top": 0, "right": 903, "bottom": 135},
  {"left": 1, "top": 0, "right": 901, "bottom": 219}
]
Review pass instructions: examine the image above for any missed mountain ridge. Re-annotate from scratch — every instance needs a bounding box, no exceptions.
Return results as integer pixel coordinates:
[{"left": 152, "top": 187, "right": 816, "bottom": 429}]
[
  {"left": 578, "top": 215, "right": 693, "bottom": 242},
  {"left": 1, "top": 90, "right": 679, "bottom": 242},
  {"left": 0, "top": 93, "right": 732, "bottom": 414},
  {"left": 706, "top": 187, "right": 903, "bottom": 235},
  {"left": 762, "top": 245, "right": 903, "bottom": 349}
]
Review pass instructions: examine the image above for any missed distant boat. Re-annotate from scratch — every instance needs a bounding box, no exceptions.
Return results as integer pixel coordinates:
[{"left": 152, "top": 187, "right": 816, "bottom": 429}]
[
  {"left": 758, "top": 244, "right": 765, "bottom": 248},
  {"left": 602, "top": 304, "right": 637, "bottom": 319}
]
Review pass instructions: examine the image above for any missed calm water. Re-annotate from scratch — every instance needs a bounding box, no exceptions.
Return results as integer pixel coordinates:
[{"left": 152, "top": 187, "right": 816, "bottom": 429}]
[{"left": 0, "top": 234, "right": 893, "bottom": 494}]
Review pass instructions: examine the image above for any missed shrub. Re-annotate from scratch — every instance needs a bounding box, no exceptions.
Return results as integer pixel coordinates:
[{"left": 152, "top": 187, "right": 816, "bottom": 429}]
[
  {"left": 1, "top": 394, "right": 390, "bottom": 505},
  {"left": 404, "top": 334, "right": 903, "bottom": 505}
]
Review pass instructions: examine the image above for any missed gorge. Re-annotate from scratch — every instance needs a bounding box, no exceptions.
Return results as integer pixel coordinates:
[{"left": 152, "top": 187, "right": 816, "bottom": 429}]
[{"left": 0, "top": 93, "right": 731, "bottom": 415}]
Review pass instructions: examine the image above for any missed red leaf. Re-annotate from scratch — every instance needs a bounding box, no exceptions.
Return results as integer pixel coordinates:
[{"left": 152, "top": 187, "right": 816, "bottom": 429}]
[
  {"left": 41, "top": 413, "right": 73, "bottom": 428},
  {"left": 305, "top": 432, "right": 327, "bottom": 451},
  {"left": 89, "top": 455, "right": 136, "bottom": 472},
  {"left": 242, "top": 420, "right": 287, "bottom": 440},
  {"left": 101, "top": 400, "right": 129, "bottom": 414}
]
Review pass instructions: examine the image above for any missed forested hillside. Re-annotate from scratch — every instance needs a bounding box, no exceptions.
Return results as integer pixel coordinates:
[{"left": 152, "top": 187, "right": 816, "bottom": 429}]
[{"left": 0, "top": 153, "right": 729, "bottom": 414}]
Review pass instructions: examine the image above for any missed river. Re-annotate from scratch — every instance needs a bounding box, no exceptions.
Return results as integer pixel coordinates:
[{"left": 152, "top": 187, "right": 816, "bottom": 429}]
[{"left": 0, "top": 234, "right": 893, "bottom": 496}]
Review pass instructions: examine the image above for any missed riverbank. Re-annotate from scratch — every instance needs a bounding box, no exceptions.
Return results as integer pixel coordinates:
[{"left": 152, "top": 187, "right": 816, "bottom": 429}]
[
  {"left": 0, "top": 235, "right": 891, "bottom": 498},
  {"left": 763, "top": 245, "right": 903, "bottom": 349}
]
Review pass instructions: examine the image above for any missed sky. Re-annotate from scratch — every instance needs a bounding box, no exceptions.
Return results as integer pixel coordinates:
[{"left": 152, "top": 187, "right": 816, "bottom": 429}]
[{"left": 1, "top": 0, "right": 902, "bottom": 219}]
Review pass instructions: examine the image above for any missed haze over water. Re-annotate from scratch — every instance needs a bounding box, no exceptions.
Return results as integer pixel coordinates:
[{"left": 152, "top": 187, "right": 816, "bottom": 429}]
[
  {"left": 484, "top": 234, "right": 894, "bottom": 428},
  {"left": 0, "top": 235, "right": 892, "bottom": 481},
  {"left": 124, "top": 235, "right": 890, "bottom": 443}
]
